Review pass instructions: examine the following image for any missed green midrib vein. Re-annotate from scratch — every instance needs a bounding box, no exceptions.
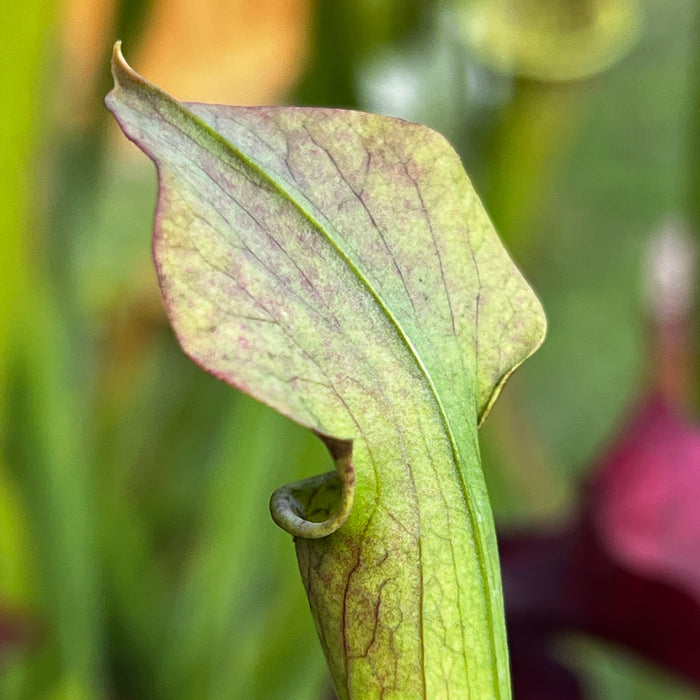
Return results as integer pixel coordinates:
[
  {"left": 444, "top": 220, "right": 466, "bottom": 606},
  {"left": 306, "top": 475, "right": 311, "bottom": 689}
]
[{"left": 112, "top": 46, "right": 503, "bottom": 696}]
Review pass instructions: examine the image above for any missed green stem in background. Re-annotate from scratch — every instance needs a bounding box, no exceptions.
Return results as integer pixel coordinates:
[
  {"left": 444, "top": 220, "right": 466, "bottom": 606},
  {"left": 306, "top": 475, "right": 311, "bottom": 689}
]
[
  {"left": 459, "top": 0, "right": 643, "bottom": 257},
  {"left": 106, "top": 43, "right": 545, "bottom": 698},
  {"left": 0, "top": 0, "right": 54, "bottom": 610},
  {"left": 480, "top": 79, "right": 585, "bottom": 257}
]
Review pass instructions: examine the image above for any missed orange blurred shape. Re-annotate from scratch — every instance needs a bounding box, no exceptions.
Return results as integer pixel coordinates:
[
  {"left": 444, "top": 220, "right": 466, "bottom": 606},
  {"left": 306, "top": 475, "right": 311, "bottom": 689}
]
[
  {"left": 135, "top": 0, "right": 312, "bottom": 105},
  {"left": 60, "top": 0, "right": 312, "bottom": 127},
  {"left": 60, "top": 0, "right": 117, "bottom": 122}
]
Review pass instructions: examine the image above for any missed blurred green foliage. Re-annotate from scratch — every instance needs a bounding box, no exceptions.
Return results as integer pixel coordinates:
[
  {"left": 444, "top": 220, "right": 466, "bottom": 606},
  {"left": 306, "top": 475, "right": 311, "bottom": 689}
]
[{"left": 1, "top": 0, "right": 699, "bottom": 698}]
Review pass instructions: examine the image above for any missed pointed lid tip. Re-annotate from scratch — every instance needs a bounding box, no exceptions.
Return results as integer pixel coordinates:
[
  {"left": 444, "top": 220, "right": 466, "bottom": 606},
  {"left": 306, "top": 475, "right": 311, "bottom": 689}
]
[
  {"left": 109, "top": 41, "right": 149, "bottom": 94},
  {"left": 110, "top": 40, "right": 126, "bottom": 86},
  {"left": 111, "top": 40, "right": 124, "bottom": 71}
]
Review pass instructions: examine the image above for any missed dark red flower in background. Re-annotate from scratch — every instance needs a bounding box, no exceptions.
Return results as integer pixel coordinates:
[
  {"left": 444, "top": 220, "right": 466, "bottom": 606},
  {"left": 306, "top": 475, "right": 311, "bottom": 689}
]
[{"left": 502, "top": 395, "right": 700, "bottom": 698}]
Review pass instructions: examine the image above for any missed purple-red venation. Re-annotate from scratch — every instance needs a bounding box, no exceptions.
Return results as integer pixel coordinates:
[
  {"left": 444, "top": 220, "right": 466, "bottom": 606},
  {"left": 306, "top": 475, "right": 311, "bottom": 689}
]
[{"left": 502, "top": 394, "right": 700, "bottom": 697}]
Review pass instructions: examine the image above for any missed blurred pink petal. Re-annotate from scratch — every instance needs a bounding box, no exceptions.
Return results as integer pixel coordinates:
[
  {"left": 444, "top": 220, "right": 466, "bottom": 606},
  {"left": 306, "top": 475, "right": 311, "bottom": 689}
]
[{"left": 592, "top": 396, "right": 700, "bottom": 603}]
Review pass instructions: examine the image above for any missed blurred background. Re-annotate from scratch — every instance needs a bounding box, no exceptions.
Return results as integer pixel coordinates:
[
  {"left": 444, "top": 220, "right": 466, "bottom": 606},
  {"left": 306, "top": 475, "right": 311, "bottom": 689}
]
[{"left": 2, "top": 0, "right": 700, "bottom": 698}]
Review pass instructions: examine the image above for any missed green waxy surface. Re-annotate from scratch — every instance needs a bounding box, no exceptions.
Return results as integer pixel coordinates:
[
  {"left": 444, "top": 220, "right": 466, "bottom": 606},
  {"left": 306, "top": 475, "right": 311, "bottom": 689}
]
[{"left": 106, "top": 41, "right": 545, "bottom": 698}]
